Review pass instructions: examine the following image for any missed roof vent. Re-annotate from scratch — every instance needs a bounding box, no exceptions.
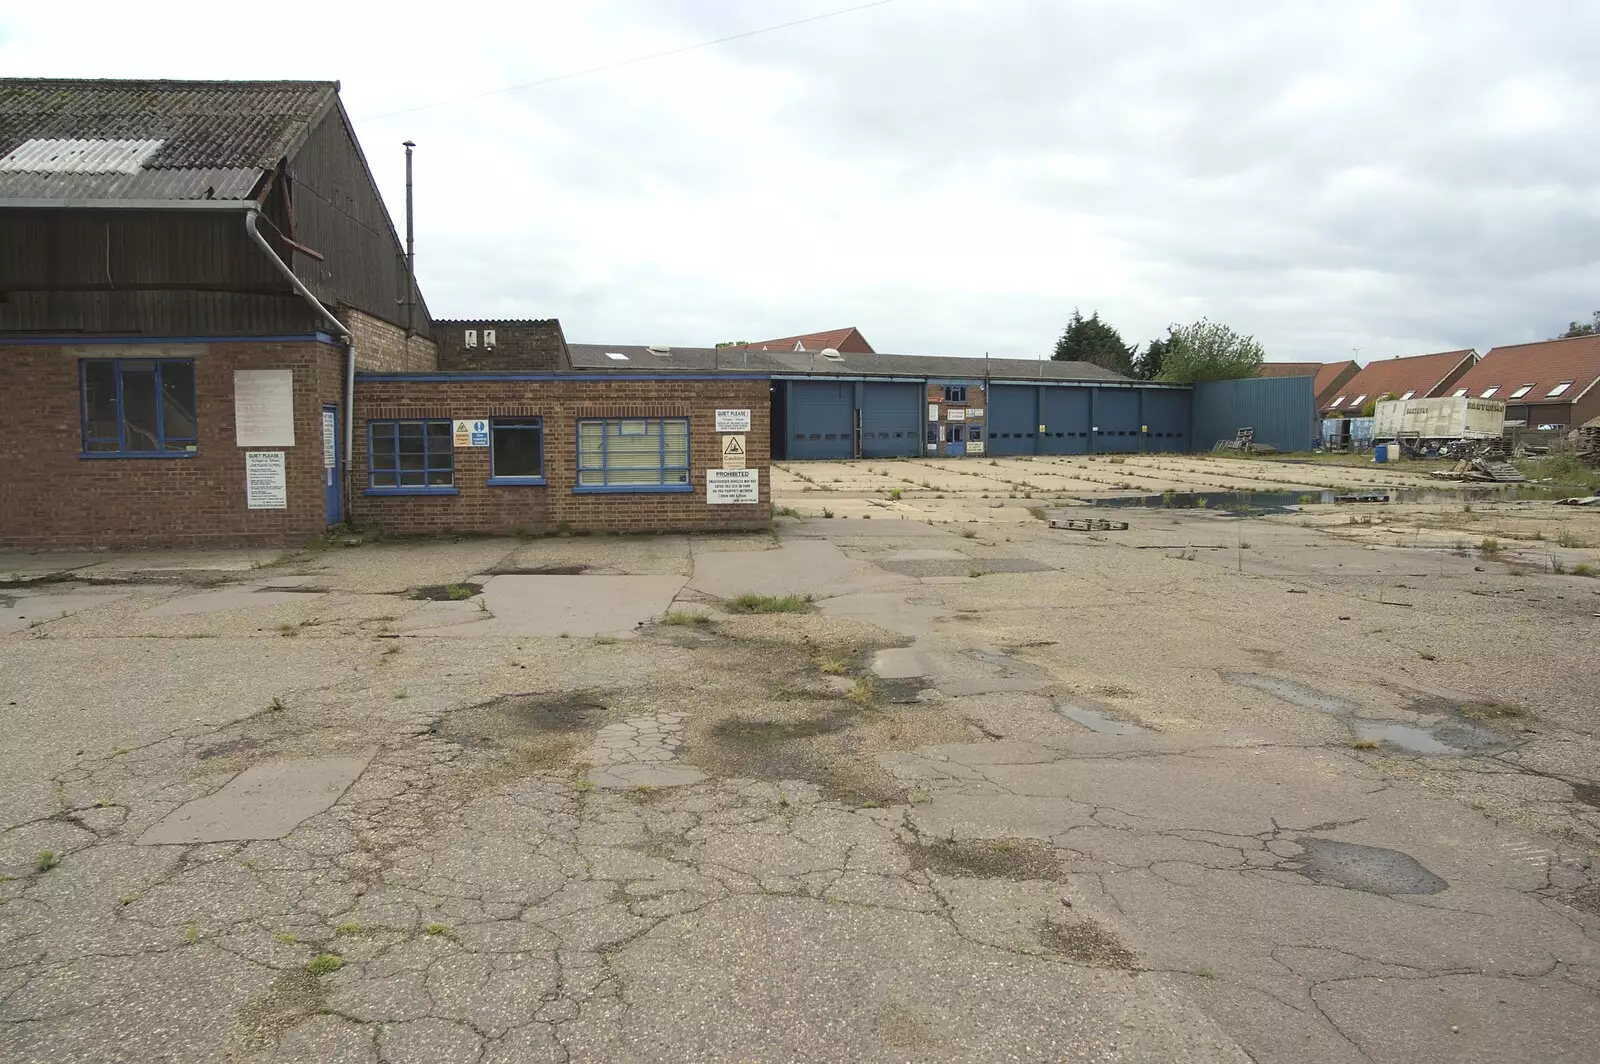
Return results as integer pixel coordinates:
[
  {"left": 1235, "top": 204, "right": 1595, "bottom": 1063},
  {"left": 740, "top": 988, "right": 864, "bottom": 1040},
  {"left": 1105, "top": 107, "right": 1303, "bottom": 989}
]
[
  {"left": 819, "top": 347, "right": 844, "bottom": 361},
  {"left": 645, "top": 344, "right": 672, "bottom": 356}
]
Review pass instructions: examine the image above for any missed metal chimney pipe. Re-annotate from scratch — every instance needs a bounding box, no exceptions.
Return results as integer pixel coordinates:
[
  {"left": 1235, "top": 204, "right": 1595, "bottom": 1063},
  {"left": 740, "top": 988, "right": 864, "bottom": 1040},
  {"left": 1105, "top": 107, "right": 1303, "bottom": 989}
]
[{"left": 403, "top": 140, "right": 416, "bottom": 334}]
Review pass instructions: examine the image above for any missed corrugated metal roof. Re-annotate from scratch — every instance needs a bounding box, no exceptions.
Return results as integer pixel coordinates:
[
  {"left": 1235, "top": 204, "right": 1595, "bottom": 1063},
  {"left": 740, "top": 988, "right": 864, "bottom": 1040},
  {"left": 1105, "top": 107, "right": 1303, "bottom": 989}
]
[
  {"left": 0, "top": 137, "right": 164, "bottom": 174},
  {"left": 567, "top": 343, "right": 1131, "bottom": 382},
  {"left": 0, "top": 78, "right": 336, "bottom": 201}
]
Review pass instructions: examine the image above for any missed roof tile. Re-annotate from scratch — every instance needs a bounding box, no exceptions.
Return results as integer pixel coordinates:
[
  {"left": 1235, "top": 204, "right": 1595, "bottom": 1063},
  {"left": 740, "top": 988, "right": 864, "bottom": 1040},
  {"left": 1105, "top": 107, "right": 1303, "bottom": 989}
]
[{"left": 1453, "top": 335, "right": 1600, "bottom": 406}]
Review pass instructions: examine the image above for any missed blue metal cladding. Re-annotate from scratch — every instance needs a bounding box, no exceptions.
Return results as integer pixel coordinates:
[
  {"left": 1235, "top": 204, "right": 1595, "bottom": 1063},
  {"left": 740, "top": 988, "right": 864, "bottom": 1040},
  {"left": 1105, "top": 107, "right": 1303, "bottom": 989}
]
[
  {"left": 1092, "top": 390, "right": 1141, "bottom": 452},
  {"left": 787, "top": 380, "right": 855, "bottom": 459},
  {"left": 1040, "top": 387, "right": 1091, "bottom": 454},
  {"left": 986, "top": 385, "right": 1038, "bottom": 455},
  {"left": 1191, "top": 376, "right": 1317, "bottom": 453},
  {"left": 1140, "top": 388, "right": 1191, "bottom": 451},
  {"left": 860, "top": 382, "right": 920, "bottom": 457}
]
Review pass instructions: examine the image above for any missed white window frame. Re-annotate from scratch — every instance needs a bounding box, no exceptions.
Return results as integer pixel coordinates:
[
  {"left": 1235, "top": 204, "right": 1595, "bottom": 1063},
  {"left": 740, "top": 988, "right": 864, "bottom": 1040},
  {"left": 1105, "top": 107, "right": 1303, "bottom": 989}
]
[
  {"left": 1547, "top": 381, "right": 1574, "bottom": 397},
  {"left": 1508, "top": 384, "right": 1533, "bottom": 399}
]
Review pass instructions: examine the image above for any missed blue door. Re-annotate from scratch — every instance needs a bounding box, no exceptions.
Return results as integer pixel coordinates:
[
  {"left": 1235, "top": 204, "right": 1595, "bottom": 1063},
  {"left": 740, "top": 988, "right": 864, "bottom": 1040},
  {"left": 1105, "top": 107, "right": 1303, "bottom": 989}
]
[
  {"left": 788, "top": 382, "right": 854, "bottom": 459},
  {"left": 322, "top": 404, "right": 342, "bottom": 525},
  {"left": 860, "top": 382, "right": 920, "bottom": 457},
  {"left": 1093, "top": 390, "right": 1141, "bottom": 453},
  {"left": 948, "top": 424, "right": 966, "bottom": 457},
  {"left": 1041, "top": 387, "right": 1091, "bottom": 454},
  {"left": 987, "top": 385, "right": 1038, "bottom": 455}
]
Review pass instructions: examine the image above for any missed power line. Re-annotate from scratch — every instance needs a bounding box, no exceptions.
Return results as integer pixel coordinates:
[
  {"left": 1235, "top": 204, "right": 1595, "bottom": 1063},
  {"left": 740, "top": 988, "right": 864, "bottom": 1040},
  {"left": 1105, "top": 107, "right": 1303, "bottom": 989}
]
[{"left": 359, "top": 0, "right": 902, "bottom": 122}]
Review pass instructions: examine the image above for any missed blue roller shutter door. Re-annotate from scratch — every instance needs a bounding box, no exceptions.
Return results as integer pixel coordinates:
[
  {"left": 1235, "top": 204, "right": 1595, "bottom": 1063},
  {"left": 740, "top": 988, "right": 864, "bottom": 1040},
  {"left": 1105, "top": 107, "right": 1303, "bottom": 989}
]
[
  {"left": 986, "top": 385, "right": 1037, "bottom": 455},
  {"left": 1040, "top": 388, "right": 1090, "bottom": 454},
  {"left": 1141, "top": 389, "right": 1190, "bottom": 451},
  {"left": 1093, "top": 390, "right": 1141, "bottom": 452},
  {"left": 861, "top": 382, "right": 919, "bottom": 458},
  {"left": 788, "top": 381, "right": 855, "bottom": 459}
]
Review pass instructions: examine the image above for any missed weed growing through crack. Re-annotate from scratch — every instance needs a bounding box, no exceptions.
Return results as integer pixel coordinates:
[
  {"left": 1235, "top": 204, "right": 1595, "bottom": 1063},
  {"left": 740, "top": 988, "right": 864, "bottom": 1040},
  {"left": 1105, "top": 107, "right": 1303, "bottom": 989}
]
[
  {"left": 959, "top": 528, "right": 978, "bottom": 538},
  {"left": 887, "top": 488, "right": 904, "bottom": 501},
  {"left": 1478, "top": 537, "right": 1502, "bottom": 555},
  {"left": 35, "top": 850, "right": 59, "bottom": 872},
  {"left": 846, "top": 677, "right": 878, "bottom": 706},
  {"left": 425, "top": 923, "right": 451, "bottom": 936},
  {"left": 729, "top": 593, "right": 812, "bottom": 614},
  {"left": 119, "top": 894, "right": 139, "bottom": 906},
  {"left": 1351, "top": 738, "right": 1380, "bottom": 750},
  {"left": 269, "top": 696, "right": 286, "bottom": 712},
  {"left": 183, "top": 924, "right": 200, "bottom": 944},
  {"left": 594, "top": 635, "right": 618, "bottom": 646},
  {"left": 574, "top": 778, "right": 596, "bottom": 792},
  {"left": 815, "top": 654, "right": 851, "bottom": 676},
  {"left": 1573, "top": 563, "right": 1597, "bottom": 578},
  {"left": 275, "top": 932, "right": 298, "bottom": 943},
  {"left": 662, "top": 610, "right": 712, "bottom": 627},
  {"left": 967, "top": 567, "right": 984, "bottom": 579},
  {"left": 821, "top": 507, "right": 835, "bottom": 518},
  {"left": 908, "top": 786, "right": 932, "bottom": 805},
  {"left": 393, "top": 689, "right": 409, "bottom": 700},
  {"left": 306, "top": 954, "right": 343, "bottom": 976},
  {"left": 335, "top": 922, "right": 362, "bottom": 935},
  {"left": 277, "top": 623, "right": 298, "bottom": 638},
  {"left": 444, "top": 584, "right": 474, "bottom": 601}
]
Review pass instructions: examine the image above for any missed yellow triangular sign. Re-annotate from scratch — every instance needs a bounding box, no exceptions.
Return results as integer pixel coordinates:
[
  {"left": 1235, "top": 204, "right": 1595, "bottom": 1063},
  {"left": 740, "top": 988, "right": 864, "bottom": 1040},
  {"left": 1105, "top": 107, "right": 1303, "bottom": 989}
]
[{"left": 723, "top": 436, "right": 745, "bottom": 455}]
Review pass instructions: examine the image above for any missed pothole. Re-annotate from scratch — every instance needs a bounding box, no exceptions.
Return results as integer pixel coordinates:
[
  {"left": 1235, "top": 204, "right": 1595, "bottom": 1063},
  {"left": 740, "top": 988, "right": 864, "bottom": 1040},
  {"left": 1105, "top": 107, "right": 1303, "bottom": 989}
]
[
  {"left": 1284, "top": 837, "right": 1448, "bottom": 895},
  {"left": 900, "top": 837, "right": 1065, "bottom": 881},
  {"left": 1054, "top": 701, "right": 1145, "bottom": 736},
  {"left": 1038, "top": 918, "right": 1136, "bottom": 968},
  {"left": 408, "top": 582, "right": 483, "bottom": 601},
  {"left": 446, "top": 691, "right": 610, "bottom": 741}
]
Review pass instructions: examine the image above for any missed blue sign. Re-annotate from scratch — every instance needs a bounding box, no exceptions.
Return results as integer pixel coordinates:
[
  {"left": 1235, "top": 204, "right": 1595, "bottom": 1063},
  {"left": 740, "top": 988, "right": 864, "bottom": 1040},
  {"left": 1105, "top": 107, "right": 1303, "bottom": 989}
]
[{"left": 469, "top": 420, "right": 489, "bottom": 448}]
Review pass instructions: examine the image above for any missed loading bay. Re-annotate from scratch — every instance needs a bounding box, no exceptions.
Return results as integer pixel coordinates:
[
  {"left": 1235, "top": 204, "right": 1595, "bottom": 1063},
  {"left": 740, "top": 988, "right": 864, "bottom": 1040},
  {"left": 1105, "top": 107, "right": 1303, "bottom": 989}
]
[{"left": 3, "top": 454, "right": 1599, "bottom": 1063}]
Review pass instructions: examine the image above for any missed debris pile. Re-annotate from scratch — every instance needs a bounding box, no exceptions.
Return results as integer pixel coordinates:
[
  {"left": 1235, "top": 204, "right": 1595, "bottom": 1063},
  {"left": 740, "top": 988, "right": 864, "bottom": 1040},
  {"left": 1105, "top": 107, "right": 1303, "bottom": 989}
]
[
  {"left": 1429, "top": 458, "right": 1529, "bottom": 483},
  {"left": 1050, "top": 518, "right": 1129, "bottom": 531}
]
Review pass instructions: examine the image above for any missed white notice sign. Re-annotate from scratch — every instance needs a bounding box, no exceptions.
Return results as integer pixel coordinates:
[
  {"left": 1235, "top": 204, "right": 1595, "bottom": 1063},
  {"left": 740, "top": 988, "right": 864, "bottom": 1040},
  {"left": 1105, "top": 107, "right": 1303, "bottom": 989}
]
[
  {"left": 706, "top": 468, "right": 759, "bottom": 504},
  {"left": 322, "top": 410, "right": 337, "bottom": 469},
  {"left": 721, "top": 434, "right": 747, "bottom": 469},
  {"left": 928, "top": 404, "right": 940, "bottom": 421},
  {"left": 234, "top": 370, "right": 296, "bottom": 447},
  {"left": 967, "top": 407, "right": 984, "bottom": 418},
  {"left": 947, "top": 407, "right": 966, "bottom": 422},
  {"left": 715, "top": 409, "right": 752, "bottom": 433},
  {"left": 967, "top": 440, "right": 986, "bottom": 456},
  {"left": 245, "top": 451, "right": 288, "bottom": 509}
]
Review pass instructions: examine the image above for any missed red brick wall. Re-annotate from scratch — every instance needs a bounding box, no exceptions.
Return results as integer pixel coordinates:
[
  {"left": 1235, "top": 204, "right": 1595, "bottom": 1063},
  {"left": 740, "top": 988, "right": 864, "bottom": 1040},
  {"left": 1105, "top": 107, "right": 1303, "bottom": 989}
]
[
  {"left": 350, "top": 377, "right": 771, "bottom": 535},
  {"left": 433, "top": 320, "right": 569, "bottom": 372},
  {"left": 0, "top": 341, "right": 343, "bottom": 549},
  {"left": 924, "top": 381, "right": 988, "bottom": 457}
]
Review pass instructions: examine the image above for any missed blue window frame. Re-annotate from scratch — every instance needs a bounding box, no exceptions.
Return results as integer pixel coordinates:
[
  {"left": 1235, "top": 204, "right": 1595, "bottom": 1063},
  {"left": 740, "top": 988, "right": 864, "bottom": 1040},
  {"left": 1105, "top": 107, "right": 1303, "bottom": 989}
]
[
  {"left": 943, "top": 385, "right": 967, "bottom": 403},
  {"left": 80, "top": 358, "right": 198, "bottom": 457},
  {"left": 489, "top": 418, "right": 545, "bottom": 485},
  {"left": 576, "top": 417, "right": 690, "bottom": 492},
  {"left": 367, "top": 420, "right": 455, "bottom": 494}
]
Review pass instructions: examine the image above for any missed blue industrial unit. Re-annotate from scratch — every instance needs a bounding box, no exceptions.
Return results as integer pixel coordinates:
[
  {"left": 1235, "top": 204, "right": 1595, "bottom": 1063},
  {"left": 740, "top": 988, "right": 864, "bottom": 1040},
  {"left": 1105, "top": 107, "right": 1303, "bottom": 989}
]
[
  {"left": 1142, "top": 389, "right": 1191, "bottom": 450},
  {"left": 1092, "top": 390, "right": 1141, "bottom": 453},
  {"left": 985, "top": 385, "right": 1039, "bottom": 455},
  {"left": 860, "top": 382, "right": 920, "bottom": 458},
  {"left": 1192, "top": 376, "right": 1317, "bottom": 453},
  {"left": 786, "top": 381, "right": 854, "bottom": 459},
  {"left": 1040, "top": 387, "right": 1091, "bottom": 454}
]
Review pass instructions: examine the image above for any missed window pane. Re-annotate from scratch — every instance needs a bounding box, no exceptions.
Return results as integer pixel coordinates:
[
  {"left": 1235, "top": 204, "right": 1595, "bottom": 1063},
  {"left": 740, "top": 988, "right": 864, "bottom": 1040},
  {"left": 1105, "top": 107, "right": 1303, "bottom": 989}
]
[
  {"left": 160, "top": 362, "right": 197, "bottom": 441},
  {"left": 83, "top": 362, "right": 118, "bottom": 443},
  {"left": 120, "top": 366, "right": 160, "bottom": 452},
  {"left": 492, "top": 423, "right": 542, "bottom": 477},
  {"left": 400, "top": 470, "right": 425, "bottom": 486},
  {"left": 577, "top": 422, "right": 604, "bottom": 467},
  {"left": 426, "top": 470, "right": 454, "bottom": 486},
  {"left": 398, "top": 423, "right": 425, "bottom": 452},
  {"left": 372, "top": 471, "right": 398, "bottom": 487},
  {"left": 426, "top": 422, "right": 454, "bottom": 467}
]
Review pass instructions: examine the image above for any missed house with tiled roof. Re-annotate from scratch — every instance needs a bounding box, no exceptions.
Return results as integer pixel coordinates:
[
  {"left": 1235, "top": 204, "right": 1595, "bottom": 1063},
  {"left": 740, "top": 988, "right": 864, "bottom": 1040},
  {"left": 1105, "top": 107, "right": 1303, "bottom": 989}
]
[
  {"left": 743, "top": 326, "right": 874, "bottom": 354},
  {"left": 1257, "top": 360, "right": 1359, "bottom": 407},
  {"left": 1321, "top": 349, "right": 1478, "bottom": 415},
  {"left": 1449, "top": 335, "right": 1600, "bottom": 429}
]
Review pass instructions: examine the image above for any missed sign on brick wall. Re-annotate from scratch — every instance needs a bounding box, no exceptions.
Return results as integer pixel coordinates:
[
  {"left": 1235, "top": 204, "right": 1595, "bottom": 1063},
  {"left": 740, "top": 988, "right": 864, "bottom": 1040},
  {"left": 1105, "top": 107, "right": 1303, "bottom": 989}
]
[
  {"left": 245, "top": 451, "right": 287, "bottom": 509},
  {"left": 706, "top": 468, "right": 759, "bottom": 504},
  {"left": 234, "top": 370, "right": 295, "bottom": 447},
  {"left": 453, "top": 419, "right": 488, "bottom": 447},
  {"left": 720, "top": 434, "right": 746, "bottom": 469},
  {"left": 715, "top": 409, "right": 751, "bottom": 433}
]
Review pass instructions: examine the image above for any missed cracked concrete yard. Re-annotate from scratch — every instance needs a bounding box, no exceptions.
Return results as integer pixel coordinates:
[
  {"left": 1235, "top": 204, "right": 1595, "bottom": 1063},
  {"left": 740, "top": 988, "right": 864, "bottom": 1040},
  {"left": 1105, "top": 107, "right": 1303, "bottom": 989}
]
[{"left": 3, "top": 455, "right": 1600, "bottom": 1062}]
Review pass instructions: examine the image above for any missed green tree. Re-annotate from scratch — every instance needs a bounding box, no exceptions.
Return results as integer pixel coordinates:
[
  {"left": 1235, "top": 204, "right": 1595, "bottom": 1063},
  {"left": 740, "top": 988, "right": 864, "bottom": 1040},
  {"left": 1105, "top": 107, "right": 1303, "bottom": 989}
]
[
  {"left": 1133, "top": 328, "right": 1175, "bottom": 381},
  {"left": 1559, "top": 312, "right": 1600, "bottom": 338},
  {"left": 1052, "top": 309, "right": 1135, "bottom": 376},
  {"left": 1154, "top": 319, "right": 1265, "bottom": 383}
]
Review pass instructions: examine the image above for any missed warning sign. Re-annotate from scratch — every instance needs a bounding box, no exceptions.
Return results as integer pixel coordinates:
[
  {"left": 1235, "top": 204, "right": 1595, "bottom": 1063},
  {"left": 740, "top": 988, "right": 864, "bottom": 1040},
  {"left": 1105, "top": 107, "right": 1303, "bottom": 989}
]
[
  {"left": 720, "top": 434, "right": 747, "bottom": 469},
  {"left": 706, "top": 468, "right": 759, "bottom": 504},
  {"left": 453, "top": 419, "right": 488, "bottom": 447},
  {"left": 245, "top": 451, "right": 287, "bottom": 510},
  {"left": 715, "top": 409, "right": 751, "bottom": 433}
]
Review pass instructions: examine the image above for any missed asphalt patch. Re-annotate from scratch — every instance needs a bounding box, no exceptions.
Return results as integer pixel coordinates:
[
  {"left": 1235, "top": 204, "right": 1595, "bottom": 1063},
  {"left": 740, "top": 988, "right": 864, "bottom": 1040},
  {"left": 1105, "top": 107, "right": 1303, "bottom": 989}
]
[
  {"left": 878, "top": 557, "right": 1052, "bottom": 578},
  {"left": 1286, "top": 837, "right": 1448, "bottom": 895},
  {"left": 1571, "top": 782, "right": 1600, "bottom": 809},
  {"left": 408, "top": 582, "right": 484, "bottom": 601},
  {"left": 901, "top": 837, "right": 1065, "bottom": 881},
  {"left": 490, "top": 564, "right": 590, "bottom": 575},
  {"left": 446, "top": 691, "right": 610, "bottom": 742},
  {"left": 1038, "top": 919, "right": 1137, "bottom": 968}
]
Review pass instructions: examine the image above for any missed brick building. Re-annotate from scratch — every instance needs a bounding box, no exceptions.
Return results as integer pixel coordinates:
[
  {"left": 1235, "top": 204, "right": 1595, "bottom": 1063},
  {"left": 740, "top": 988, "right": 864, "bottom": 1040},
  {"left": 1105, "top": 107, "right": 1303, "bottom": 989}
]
[{"left": 0, "top": 79, "right": 771, "bottom": 548}]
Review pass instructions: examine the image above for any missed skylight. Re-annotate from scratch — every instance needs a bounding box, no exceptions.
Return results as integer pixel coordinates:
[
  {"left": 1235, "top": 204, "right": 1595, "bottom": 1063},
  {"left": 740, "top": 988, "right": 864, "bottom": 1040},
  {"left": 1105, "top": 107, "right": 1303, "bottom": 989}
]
[
  {"left": 604, "top": 351, "right": 628, "bottom": 361},
  {"left": 1452, "top": 388, "right": 1468, "bottom": 397},
  {"left": 1399, "top": 390, "right": 1415, "bottom": 400},
  {"left": 1329, "top": 396, "right": 1345, "bottom": 408},
  {"left": 1480, "top": 386, "right": 1499, "bottom": 398},
  {"left": 1351, "top": 394, "right": 1367, "bottom": 405},
  {"left": 1509, "top": 384, "right": 1533, "bottom": 399},
  {"left": 1547, "top": 380, "right": 1573, "bottom": 397}
]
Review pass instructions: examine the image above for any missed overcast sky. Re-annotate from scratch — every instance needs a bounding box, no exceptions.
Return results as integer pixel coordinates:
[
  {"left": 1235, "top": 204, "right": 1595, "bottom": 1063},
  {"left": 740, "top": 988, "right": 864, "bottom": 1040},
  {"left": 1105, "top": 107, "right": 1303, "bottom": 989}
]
[{"left": 4, "top": 0, "right": 1598, "bottom": 362}]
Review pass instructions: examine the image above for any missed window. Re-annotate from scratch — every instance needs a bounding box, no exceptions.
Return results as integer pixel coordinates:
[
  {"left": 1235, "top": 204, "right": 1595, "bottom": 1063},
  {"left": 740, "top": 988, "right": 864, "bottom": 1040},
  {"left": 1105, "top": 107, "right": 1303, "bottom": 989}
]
[
  {"left": 1351, "top": 394, "right": 1367, "bottom": 406},
  {"left": 1452, "top": 388, "right": 1469, "bottom": 398},
  {"left": 368, "top": 420, "right": 454, "bottom": 493},
  {"left": 1399, "top": 390, "right": 1416, "bottom": 400},
  {"left": 1479, "top": 386, "right": 1499, "bottom": 398},
  {"left": 604, "top": 351, "right": 629, "bottom": 361},
  {"left": 489, "top": 418, "right": 544, "bottom": 483},
  {"left": 1329, "top": 396, "right": 1345, "bottom": 408},
  {"left": 943, "top": 385, "right": 967, "bottom": 403},
  {"left": 1547, "top": 381, "right": 1574, "bottom": 397},
  {"left": 576, "top": 418, "right": 689, "bottom": 492},
  {"left": 1508, "top": 384, "right": 1534, "bottom": 399},
  {"left": 80, "top": 358, "right": 197, "bottom": 457}
]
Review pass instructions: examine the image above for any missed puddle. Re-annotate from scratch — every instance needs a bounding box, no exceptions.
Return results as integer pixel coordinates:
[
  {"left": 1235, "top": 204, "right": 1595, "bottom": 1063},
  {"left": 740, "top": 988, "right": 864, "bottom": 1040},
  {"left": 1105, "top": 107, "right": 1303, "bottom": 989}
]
[
  {"left": 1225, "top": 673, "right": 1511, "bottom": 756},
  {"left": 1087, "top": 485, "right": 1571, "bottom": 512},
  {"left": 1286, "top": 837, "right": 1448, "bottom": 895},
  {"left": 1224, "top": 673, "right": 1360, "bottom": 715},
  {"left": 900, "top": 837, "right": 1065, "bottom": 881},
  {"left": 408, "top": 582, "right": 483, "bottom": 601},
  {"left": 1055, "top": 702, "right": 1145, "bottom": 736}
]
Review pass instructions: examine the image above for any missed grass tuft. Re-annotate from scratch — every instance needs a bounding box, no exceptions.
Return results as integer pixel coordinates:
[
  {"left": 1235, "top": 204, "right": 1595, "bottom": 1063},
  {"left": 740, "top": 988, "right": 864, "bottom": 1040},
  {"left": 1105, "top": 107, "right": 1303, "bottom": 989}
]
[
  {"left": 306, "top": 953, "right": 343, "bottom": 976},
  {"left": 1573, "top": 563, "right": 1597, "bottom": 578},
  {"left": 1351, "top": 738, "right": 1380, "bottom": 750},
  {"left": 35, "top": 849, "right": 59, "bottom": 873},
  {"left": 815, "top": 654, "right": 851, "bottom": 676},
  {"left": 425, "top": 922, "right": 451, "bottom": 936},
  {"left": 662, "top": 610, "right": 712, "bottom": 626},
  {"left": 335, "top": 921, "right": 362, "bottom": 935},
  {"left": 846, "top": 676, "right": 878, "bottom": 706},
  {"left": 729, "top": 593, "right": 812, "bottom": 614},
  {"left": 1478, "top": 537, "right": 1502, "bottom": 555}
]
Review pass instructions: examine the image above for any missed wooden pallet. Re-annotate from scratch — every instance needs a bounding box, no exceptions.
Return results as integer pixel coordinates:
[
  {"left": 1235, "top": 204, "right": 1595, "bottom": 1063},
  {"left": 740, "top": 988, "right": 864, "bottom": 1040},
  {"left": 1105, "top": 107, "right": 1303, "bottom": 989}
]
[{"left": 1050, "top": 518, "right": 1129, "bottom": 531}]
